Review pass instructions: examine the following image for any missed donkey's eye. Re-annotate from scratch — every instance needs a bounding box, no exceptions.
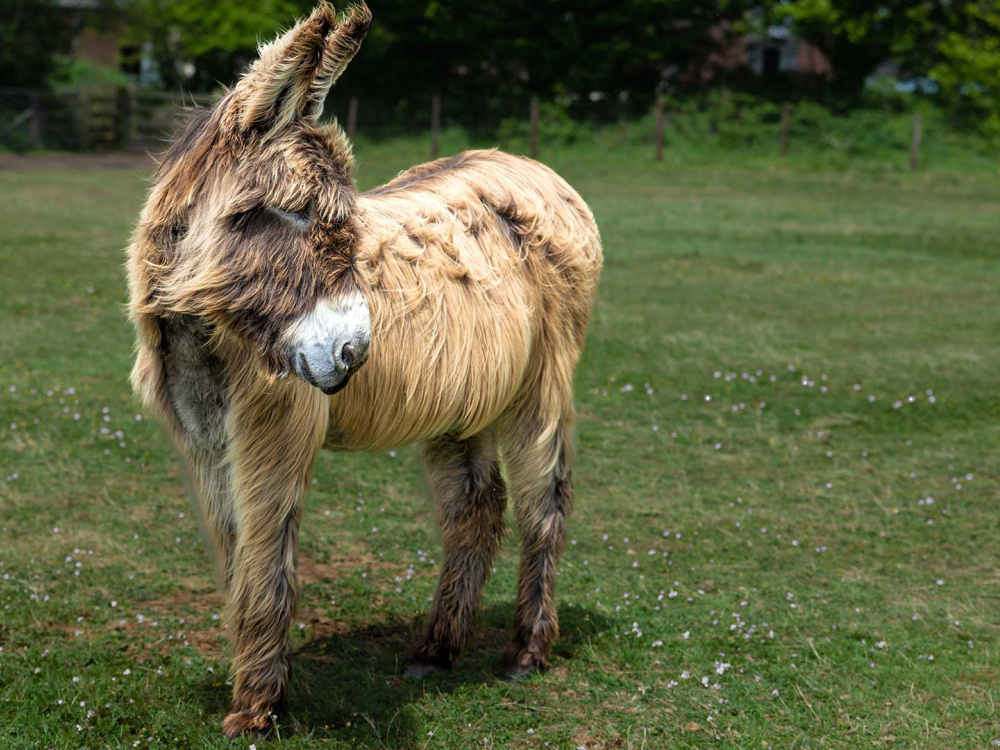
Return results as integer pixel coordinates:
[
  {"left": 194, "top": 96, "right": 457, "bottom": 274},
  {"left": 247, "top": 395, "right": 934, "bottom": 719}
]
[{"left": 268, "top": 206, "right": 313, "bottom": 227}]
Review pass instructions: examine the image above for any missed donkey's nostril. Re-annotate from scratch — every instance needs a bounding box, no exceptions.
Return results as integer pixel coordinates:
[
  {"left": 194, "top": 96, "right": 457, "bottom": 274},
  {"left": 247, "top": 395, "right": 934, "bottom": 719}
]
[{"left": 338, "top": 342, "right": 355, "bottom": 370}]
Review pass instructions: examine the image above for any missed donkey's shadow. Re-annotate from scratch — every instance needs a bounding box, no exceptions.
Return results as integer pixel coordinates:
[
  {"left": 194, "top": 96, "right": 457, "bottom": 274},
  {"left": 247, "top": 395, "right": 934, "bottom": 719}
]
[{"left": 197, "top": 603, "right": 609, "bottom": 746}]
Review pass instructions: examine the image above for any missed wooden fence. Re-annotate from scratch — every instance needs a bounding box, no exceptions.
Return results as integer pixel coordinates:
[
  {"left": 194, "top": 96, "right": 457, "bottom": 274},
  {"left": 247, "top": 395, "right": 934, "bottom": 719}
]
[
  {"left": 0, "top": 88, "right": 213, "bottom": 151},
  {"left": 0, "top": 88, "right": 928, "bottom": 171}
]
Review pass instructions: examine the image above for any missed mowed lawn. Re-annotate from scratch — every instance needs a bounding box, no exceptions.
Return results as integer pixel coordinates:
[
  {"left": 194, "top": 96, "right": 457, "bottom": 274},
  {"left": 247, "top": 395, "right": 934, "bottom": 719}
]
[{"left": 1, "top": 139, "right": 999, "bottom": 749}]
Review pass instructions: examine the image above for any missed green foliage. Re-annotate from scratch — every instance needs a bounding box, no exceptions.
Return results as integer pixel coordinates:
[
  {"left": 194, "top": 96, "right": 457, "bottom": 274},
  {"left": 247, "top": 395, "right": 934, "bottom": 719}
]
[
  {"left": 760, "top": 0, "right": 1000, "bottom": 143},
  {"left": 121, "top": 0, "right": 308, "bottom": 91},
  {"left": 932, "top": 2, "right": 1000, "bottom": 146},
  {"left": 44, "top": 56, "right": 131, "bottom": 91},
  {"left": 491, "top": 90, "right": 971, "bottom": 158},
  {"left": 760, "top": 1, "right": 961, "bottom": 94},
  {"left": 607, "top": 92, "right": 994, "bottom": 166},
  {"left": 117, "top": 0, "right": 752, "bottom": 119},
  {"left": 496, "top": 97, "right": 595, "bottom": 147},
  {"left": 110, "top": 0, "right": 998, "bottom": 147}
]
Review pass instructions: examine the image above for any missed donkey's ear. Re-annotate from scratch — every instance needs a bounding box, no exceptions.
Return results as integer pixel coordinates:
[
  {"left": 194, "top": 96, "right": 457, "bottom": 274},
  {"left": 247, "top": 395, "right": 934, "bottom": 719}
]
[
  {"left": 229, "top": 3, "right": 369, "bottom": 133},
  {"left": 303, "top": 3, "right": 371, "bottom": 123}
]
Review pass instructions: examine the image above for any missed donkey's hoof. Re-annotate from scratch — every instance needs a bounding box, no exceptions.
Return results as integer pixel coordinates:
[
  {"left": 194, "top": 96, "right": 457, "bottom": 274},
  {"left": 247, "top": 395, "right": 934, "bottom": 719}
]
[
  {"left": 403, "top": 661, "right": 449, "bottom": 680},
  {"left": 502, "top": 646, "right": 548, "bottom": 681},
  {"left": 222, "top": 710, "right": 275, "bottom": 740}
]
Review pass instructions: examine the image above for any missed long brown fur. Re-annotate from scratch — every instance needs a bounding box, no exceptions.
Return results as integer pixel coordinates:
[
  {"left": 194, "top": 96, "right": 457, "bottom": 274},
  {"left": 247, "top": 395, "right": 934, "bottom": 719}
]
[{"left": 126, "top": 3, "right": 601, "bottom": 738}]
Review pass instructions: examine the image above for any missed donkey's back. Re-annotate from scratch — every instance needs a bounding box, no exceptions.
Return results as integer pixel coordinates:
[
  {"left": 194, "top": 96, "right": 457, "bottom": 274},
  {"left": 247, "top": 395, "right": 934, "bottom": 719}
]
[{"left": 362, "top": 148, "right": 602, "bottom": 290}]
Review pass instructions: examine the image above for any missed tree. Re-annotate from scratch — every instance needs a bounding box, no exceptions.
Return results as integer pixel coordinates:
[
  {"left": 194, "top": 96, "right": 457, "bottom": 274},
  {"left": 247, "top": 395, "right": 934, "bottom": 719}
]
[
  {"left": 118, "top": 0, "right": 751, "bottom": 122},
  {"left": 932, "top": 2, "right": 1000, "bottom": 140},
  {"left": 758, "top": 0, "right": 999, "bottom": 139},
  {"left": 318, "top": 0, "right": 754, "bottom": 125},
  {"left": 760, "top": 0, "right": 964, "bottom": 97},
  {"left": 0, "top": 0, "right": 76, "bottom": 88},
  {"left": 121, "top": 0, "right": 309, "bottom": 91}
]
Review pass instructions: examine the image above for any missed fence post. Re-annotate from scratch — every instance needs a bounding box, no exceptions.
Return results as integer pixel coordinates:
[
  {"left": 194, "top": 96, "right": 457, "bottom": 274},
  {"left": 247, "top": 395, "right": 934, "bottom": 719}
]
[
  {"left": 29, "top": 93, "right": 42, "bottom": 148},
  {"left": 116, "top": 87, "right": 131, "bottom": 149},
  {"left": 127, "top": 89, "right": 138, "bottom": 147},
  {"left": 347, "top": 96, "right": 358, "bottom": 142},
  {"left": 430, "top": 93, "right": 441, "bottom": 160},
  {"left": 76, "top": 91, "right": 90, "bottom": 150},
  {"left": 530, "top": 96, "right": 539, "bottom": 159},
  {"left": 654, "top": 96, "right": 665, "bottom": 162},
  {"left": 779, "top": 102, "right": 792, "bottom": 157},
  {"left": 910, "top": 111, "right": 922, "bottom": 172}
]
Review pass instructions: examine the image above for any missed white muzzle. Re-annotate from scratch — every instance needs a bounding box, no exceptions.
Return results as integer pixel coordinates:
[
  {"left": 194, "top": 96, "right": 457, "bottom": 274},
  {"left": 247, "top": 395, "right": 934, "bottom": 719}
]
[{"left": 283, "top": 292, "right": 371, "bottom": 395}]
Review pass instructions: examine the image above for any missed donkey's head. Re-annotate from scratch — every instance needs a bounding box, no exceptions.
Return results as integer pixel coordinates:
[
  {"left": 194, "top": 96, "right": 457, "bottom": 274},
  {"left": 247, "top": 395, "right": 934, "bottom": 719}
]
[{"left": 130, "top": 3, "right": 372, "bottom": 394}]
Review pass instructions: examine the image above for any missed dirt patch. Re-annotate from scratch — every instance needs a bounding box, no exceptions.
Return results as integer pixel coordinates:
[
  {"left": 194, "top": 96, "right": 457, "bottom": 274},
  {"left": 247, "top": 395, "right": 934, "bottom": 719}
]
[
  {"left": 152, "top": 584, "right": 224, "bottom": 616},
  {"left": 298, "top": 549, "right": 402, "bottom": 586},
  {"left": 0, "top": 151, "right": 155, "bottom": 171},
  {"left": 295, "top": 607, "right": 358, "bottom": 641},
  {"left": 176, "top": 627, "right": 227, "bottom": 657},
  {"left": 107, "top": 581, "right": 226, "bottom": 659},
  {"left": 91, "top": 551, "right": 413, "bottom": 662},
  {"left": 109, "top": 615, "right": 227, "bottom": 661}
]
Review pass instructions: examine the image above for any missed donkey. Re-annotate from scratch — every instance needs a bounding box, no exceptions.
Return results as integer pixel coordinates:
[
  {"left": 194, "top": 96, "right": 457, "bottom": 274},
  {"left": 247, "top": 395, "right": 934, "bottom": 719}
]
[{"left": 126, "top": 2, "right": 602, "bottom": 737}]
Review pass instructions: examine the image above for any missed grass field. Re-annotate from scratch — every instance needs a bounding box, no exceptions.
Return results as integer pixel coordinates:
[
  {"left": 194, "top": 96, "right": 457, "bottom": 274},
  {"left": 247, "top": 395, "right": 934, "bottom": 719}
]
[{"left": 2, "top": 135, "right": 1000, "bottom": 749}]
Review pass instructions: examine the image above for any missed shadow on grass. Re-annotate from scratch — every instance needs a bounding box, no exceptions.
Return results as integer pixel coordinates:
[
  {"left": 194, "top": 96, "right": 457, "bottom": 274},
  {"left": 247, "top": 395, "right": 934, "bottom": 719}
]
[{"left": 250, "top": 603, "right": 611, "bottom": 747}]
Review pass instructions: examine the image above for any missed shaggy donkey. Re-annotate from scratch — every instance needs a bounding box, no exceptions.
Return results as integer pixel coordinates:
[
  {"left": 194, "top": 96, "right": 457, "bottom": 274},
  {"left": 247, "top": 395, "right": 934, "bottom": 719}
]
[{"left": 127, "top": 2, "right": 602, "bottom": 737}]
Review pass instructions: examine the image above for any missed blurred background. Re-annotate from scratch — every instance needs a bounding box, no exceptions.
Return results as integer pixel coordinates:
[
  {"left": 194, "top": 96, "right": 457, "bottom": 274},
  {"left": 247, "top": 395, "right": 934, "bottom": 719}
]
[{"left": 1, "top": 0, "right": 998, "bottom": 159}]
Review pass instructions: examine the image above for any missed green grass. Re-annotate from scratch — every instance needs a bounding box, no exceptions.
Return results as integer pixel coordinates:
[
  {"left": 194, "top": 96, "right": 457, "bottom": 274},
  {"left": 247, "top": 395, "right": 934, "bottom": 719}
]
[{"left": 1, "top": 137, "right": 999, "bottom": 749}]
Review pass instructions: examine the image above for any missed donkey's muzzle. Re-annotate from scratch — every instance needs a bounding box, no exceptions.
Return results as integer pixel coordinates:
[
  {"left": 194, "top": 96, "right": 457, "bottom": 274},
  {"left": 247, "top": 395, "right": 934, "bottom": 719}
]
[{"left": 283, "top": 294, "right": 371, "bottom": 396}]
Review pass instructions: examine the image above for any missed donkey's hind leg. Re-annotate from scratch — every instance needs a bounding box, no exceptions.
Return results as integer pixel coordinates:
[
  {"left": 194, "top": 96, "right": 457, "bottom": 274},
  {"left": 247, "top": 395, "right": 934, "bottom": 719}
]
[
  {"left": 498, "top": 399, "right": 575, "bottom": 678},
  {"left": 404, "top": 429, "right": 507, "bottom": 677}
]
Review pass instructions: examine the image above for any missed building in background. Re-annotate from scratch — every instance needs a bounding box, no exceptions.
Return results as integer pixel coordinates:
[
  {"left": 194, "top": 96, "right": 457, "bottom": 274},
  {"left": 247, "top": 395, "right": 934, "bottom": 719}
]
[
  {"left": 55, "top": 0, "right": 159, "bottom": 87},
  {"left": 745, "top": 25, "right": 832, "bottom": 78},
  {"left": 683, "top": 20, "right": 832, "bottom": 87}
]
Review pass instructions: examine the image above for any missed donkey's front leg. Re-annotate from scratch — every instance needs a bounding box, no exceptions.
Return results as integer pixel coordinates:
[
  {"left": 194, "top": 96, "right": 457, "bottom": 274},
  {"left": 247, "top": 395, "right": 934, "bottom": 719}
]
[
  {"left": 221, "top": 383, "right": 327, "bottom": 739},
  {"left": 178, "top": 444, "right": 237, "bottom": 591}
]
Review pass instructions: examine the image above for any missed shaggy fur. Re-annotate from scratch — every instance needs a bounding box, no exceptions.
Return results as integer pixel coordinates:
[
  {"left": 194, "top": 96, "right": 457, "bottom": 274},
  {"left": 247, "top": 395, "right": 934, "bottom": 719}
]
[{"left": 126, "top": 3, "right": 602, "bottom": 738}]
